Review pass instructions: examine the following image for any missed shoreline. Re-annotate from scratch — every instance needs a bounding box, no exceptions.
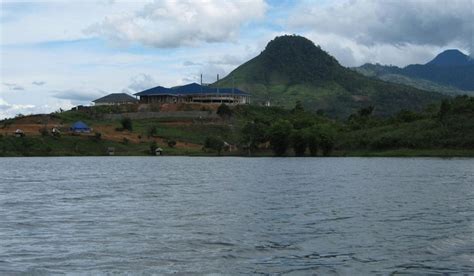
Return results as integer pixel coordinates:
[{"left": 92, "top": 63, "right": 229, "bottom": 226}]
[{"left": 2, "top": 149, "right": 473, "bottom": 158}]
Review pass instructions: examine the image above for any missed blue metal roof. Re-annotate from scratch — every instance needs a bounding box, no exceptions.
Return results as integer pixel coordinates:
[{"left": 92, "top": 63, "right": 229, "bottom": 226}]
[
  {"left": 134, "top": 86, "right": 175, "bottom": 96},
  {"left": 134, "top": 83, "right": 249, "bottom": 96},
  {"left": 71, "top": 121, "right": 90, "bottom": 130}
]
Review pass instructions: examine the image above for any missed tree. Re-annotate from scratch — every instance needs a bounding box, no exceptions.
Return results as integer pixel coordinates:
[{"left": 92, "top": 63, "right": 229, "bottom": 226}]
[
  {"left": 217, "top": 104, "right": 233, "bottom": 119},
  {"left": 437, "top": 99, "right": 451, "bottom": 122},
  {"left": 149, "top": 141, "right": 158, "bottom": 154},
  {"left": 268, "top": 120, "right": 292, "bottom": 156},
  {"left": 292, "top": 100, "right": 305, "bottom": 113},
  {"left": 240, "top": 121, "right": 267, "bottom": 156},
  {"left": 121, "top": 117, "right": 133, "bottom": 131},
  {"left": 358, "top": 105, "right": 375, "bottom": 117},
  {"left": 306, "top": 126, "right": 320, "bottom": 156},
  {"left": 203, "top": 136, "right": 225, "bottom": 155},
  {"left": 318, "top": 125, "right": 336, "bottom": 156},
  {"left": 291, "top": 129, "right": 307, "bottom": 156},
  {"left": 395, "top": 109, "right": 422, "bottom": 123}
]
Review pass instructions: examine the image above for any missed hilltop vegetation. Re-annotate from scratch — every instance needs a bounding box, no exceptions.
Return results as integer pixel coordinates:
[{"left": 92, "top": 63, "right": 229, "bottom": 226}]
[
  {"left": 216, "top": 35, "right": 446, "bottom": 118},
  {"left": 1, "top": 95, "right": 473, "bottom": 157}
]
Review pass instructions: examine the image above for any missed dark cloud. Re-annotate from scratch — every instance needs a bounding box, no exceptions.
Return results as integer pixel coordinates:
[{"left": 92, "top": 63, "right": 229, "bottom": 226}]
[
  {"left": 32, "top": 81, "right": 46, "bottom": 86},
  {"left": 3, "top": 82, "right": 24, "bottom": 91},
  {"left": 183, "top": 61, "right": 202, "bottom": 66},
  {"left": 289, "top": 0, "right": 474, "bottom": 55},
  {"left": 53, "top": 89, "right": 105, "bottom": 105}
]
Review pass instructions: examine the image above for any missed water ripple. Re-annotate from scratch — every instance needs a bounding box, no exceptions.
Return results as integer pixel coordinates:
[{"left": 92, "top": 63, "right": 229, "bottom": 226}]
[{"left": 0, "top": 157, "right": 473, "bottom": 274}]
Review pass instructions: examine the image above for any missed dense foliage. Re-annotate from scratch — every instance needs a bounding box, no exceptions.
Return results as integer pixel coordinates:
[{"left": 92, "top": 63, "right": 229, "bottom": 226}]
[{"left": 232, "top": 96, "right": 474, "bottom": 156}]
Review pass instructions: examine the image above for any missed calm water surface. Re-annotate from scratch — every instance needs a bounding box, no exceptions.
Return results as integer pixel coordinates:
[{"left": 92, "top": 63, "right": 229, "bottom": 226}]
[{"left": 0, "top": 157, "right": 473, "bottom": 274}]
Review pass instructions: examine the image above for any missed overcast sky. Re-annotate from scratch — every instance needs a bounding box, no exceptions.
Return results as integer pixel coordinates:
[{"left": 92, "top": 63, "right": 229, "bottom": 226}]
[{"left": 1, "top": 0, "right": 473, "bottom": 119}]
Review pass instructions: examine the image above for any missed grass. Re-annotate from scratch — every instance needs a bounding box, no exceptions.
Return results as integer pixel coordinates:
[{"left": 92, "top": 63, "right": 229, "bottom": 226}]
[
  {"left": 0, "top": 135, "right": 204, "bottom": 157},
  {"left": 132, "top": 119, "right": 236, "bottom": 144}
]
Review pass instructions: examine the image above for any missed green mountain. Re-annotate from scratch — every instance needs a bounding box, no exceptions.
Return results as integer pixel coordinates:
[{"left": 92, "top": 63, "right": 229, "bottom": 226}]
[
  {"left": 354, "top": 50, "right": 474, "bottom": 95},
  {"left": 216, "top": 35, "right": 446, "bottom": 118}
]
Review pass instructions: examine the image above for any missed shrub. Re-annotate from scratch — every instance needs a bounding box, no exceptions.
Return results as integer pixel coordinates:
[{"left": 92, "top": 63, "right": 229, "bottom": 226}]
[
  {"left": 167, "top": 140, "right": 177, "bottom": 148},
  {"left": 147, "top": 126, "right": 158, "bottom": 138},
  {"left": 203, "top": 136, "right": 225, "bottom": 155},
  {"left": 94, "top": 132, "right": 102, "bottom": 141},
  {"left": 150, "top": 141, "right": 158, "bottom": 154},
  {"left": 217, "top": 104, "right": 233, "bottom": 119},
  {"left": 39, "top": 127, "right": 49, "bottom": 137},
  {"left": 120, "top": 117, "right": 133, "bottom": 131}
]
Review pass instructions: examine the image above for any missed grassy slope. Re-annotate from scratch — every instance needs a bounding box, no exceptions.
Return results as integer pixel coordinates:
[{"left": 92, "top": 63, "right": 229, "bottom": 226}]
[
  {"left": 1, "top": 95, "right": 474, "bottom": 157},
  {"left": 216, "top": 35, "right": 446, "bottom": 118}
]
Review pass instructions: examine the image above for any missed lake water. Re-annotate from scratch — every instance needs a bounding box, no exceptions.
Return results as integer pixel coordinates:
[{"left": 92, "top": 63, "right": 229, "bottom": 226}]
[{"left": 0, "top": 157, "right": 473, "bottom": 274}]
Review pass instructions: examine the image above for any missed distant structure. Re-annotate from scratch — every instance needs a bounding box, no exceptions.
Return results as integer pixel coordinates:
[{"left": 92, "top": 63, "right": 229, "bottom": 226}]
[
  {"left": 14, "top": 129, "right": 25, "bottom": 137},
  {"left": 92, "top": 93, "right": 138, "bottom": 106},
  {"left": 134, "top": 83, "right": 250, "bottom": 105}
]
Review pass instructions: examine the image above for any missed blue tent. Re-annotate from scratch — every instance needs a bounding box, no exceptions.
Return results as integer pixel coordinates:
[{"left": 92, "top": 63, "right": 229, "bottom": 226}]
[{"left": 70, "top": 121, "right": 91, "bottom": 133}]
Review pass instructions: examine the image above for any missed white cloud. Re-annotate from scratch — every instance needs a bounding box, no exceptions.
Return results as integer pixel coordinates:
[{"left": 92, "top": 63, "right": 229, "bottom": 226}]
[
  {"left": 301, "top": 32, "right": 446, "bottom": 67},
  {"left": 1, "top": 1, "right": 147, "bottom": 45},
  {"left": 86, "top": 0, "right": 267, "bottom": 48},
  {"left": 0, "top": 97, "right": 35, "bottom": 119},
  {"left": 127, "top": 73, "right": 159, "bottom": 92},
  {"left": 287, "top": 0, "right": 474, "bottom": 66}
]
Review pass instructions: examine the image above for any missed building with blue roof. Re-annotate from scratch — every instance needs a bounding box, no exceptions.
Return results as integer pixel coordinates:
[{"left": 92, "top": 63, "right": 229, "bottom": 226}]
[
  {"left": 134, "top": 83, "right": 250, "bottom": 105},
  {"left": 70, "top": 121, "right": 91, "bottom": 133}
]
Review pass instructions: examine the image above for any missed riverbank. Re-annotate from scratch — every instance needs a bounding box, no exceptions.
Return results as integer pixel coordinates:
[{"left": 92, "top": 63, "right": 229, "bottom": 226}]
[
  {"left": 1, "top": 96, "right": 473, "bottom": 157},
  {"left": 1, "top": 135, "right": 473, "bottom": 157}
]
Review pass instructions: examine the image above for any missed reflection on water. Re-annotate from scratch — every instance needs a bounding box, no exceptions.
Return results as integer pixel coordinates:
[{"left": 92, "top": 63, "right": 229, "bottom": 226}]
[{"left": 0, "top": 157, "right": 473, "bottom": 274}]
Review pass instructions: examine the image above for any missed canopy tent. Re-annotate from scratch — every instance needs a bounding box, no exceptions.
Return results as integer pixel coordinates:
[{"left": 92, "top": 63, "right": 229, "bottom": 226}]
[{"left": 70, "top": 121, "right": 91, "bottom": 133}]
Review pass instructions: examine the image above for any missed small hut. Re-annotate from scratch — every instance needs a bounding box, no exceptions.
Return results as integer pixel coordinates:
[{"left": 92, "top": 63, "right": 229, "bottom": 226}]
[
  {"left": 51, "top": 127, "right": 61, "bottom": 137},
  {"left": 14, "top": 129, "right": 25, "bottom": 137},
  {"left": 155, "top": 147, "right": 163, "bottom": 156},
  {"left": 107, "top": 147, "right": 115, "bottom": 156},
  {"left": 70, "top": 121, "right": 91, "bottom": 133}
]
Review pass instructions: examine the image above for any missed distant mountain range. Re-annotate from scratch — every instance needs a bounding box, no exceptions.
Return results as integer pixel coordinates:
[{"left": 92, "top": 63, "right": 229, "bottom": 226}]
[
  {"left": 354, "top": 49, "right": 474, "bottom": 95},
  {"left": 215, "top": 35, "right": 445, "bottom": 118}
]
